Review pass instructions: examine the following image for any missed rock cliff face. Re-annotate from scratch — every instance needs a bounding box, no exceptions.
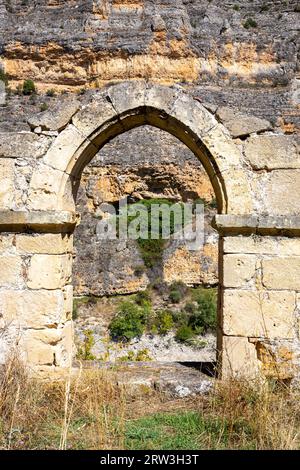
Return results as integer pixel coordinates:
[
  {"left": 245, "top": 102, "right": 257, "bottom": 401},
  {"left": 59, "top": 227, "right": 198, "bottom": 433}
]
[{"left": 0, "top": 0, "right": 299, "bottom": 131}]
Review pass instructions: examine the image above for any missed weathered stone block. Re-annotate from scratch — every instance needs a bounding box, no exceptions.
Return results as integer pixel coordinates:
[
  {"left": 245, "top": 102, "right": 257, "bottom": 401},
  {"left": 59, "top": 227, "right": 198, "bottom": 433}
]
[
  {"left": 0, "top": 158, "right": 15, "bottom": 209},
  {"left": 216, "top": 106, "right": 272, "bottom": 138},
  {"left": 244, "top": 134, "right": 300, "bottom": 170},
  {"left": 28, "top": 97, "right": 80, "bottom": 132},
  {"left": 224, "top": 236, "right": 300, "bottom": 256},
  {"left": 16, "top": 233, "right": 73, "bottom": 255},
  {"left": 223, "top": 289, "right": 295, "bottom": 339},
  {"left": 144, "top": 83, "right": 181, "bottom": 114},
  {"left": 169, "top": 92, "right": 218, "bottom": 138},
  {"left": 0, "top": 254, "right": 23, "bottom": 287},
  {"left": 27, "top": 254, "right": 72, "bottom": 289},
  {"left": 222, "top": 336, "right": 259, "bottom": 378},
  {"left": 108, "top": 80, "right": 146, "bottom": 115},
  {"left": 223, "top": 254, "right": 257, "bottom": 288},
  {"left": 262, "top": 257, "right": 300, "bottom": 290},
  {"left": 255, "top": 340, "right": 295, "bottom": 380},
  {"left": 201, "top": 124, "right": 242, "bottom": 168},
  {"left": 0, "top": 289, "right": 67, "bottom": 328},
  {"left": 28, "top": 163, "right": 65, "bottom": 210},
  {"left": 63, "top": 284, "right": 73, "bottom": 321},
  {"left": 73, "top": 93, "right": 117, "bottom": 138},
  {"left": 54, "top": 321, "right": 73, "bottom": 367},
  {"left": 21, "top": 328, "right": 64, "bottom": 366},
  {"left": 43, "top": 124, "right": 96, "bottom": 173},
  {"left": 253, "top": 170, "right": 300, "bottom": 216},
  {"left": 0, "top": 234, "right": 14, "bottom": 254},
  {"left": 0, "top": 132, "right": 52, "bottom": 158}
]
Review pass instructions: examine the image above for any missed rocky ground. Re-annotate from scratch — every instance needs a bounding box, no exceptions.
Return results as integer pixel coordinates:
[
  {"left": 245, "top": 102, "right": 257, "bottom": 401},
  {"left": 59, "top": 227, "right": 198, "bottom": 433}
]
[{"left": 74, "top": 361, "right": 215, "bottom": 398}]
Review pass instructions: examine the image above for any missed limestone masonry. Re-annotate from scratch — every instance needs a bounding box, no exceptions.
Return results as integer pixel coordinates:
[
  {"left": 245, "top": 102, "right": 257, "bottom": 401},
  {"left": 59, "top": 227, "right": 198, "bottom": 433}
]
[{"left": 0, "top": 0, "right": 299, "bottom": 380}]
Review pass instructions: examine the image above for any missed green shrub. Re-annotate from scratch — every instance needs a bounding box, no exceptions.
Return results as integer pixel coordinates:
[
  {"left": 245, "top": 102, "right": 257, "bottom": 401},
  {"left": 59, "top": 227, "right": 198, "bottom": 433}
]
[
  {"left": 135, "top": 290, "right": 151, "bottom": 306},
  {"left": 77, "top": 329, "right": 96, "bottom": 360},
  {"left": 40, "top": 103, "right": 48, "bottom": 112},
  {"left": 135, "top": 348, "right": 152, "bottom": 361},
  {"left": 22, "top": 79, "right": 36, "bottom": 95},
  {"left": 243, "top": 18, "right": 257, "bottom": 29},
  {"left": 175, "top": 325, "right": 195, "bottom": 343},
  {"left": 188, "top": 288, "right": 217, "bottom": 333},
  {"left": 116, "top": 198, "right": 188, "bottom": 269},
  {"left": 46, "top": 88, "right": 55, "bottom": 97},
  {"left": 169, "top": 281, "right": 187, "bottom": 304},
  {"left": 109, "top": 300, "right": 150, "bottom": 342},
  {"left": 169, "top": 290, "right": 182, "bottom": 304},
  {"left": 118, "top": 348, "right": 152, "bottom": 362},
  {"left": 0, "top": 69, "right": 8, "bottom": 86},
  {"left": 233, "top": 4, "right": 240, "bottom": 11},
  {"left": 153, "top": 310, "right": 174, "bottom": 336}
]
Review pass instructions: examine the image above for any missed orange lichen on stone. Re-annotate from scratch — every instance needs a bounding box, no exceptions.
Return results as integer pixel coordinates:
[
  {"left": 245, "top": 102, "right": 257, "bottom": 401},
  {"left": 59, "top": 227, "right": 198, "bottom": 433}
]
[
  {"left": 112, "top": 0, "right": 143, "bottom": 9},
  {"left": 255, "top": 341, "right": 295, "bottom": 380}
]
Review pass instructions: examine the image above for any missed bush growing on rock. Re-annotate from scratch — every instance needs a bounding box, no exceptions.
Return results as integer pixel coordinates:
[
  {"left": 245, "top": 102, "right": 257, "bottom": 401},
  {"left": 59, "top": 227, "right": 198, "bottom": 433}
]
[
  {"left": 135, "top": 289, "right": 151, "bottom": 306},
  {"left": 175, "top": 325, "right": 195, "bottom": 343},
  {"left": 188, "top": 287, "right": 217, "bottom": 333},
  {"left": 243, "top": 18, "right": 257, "bottom": 29},
  {"left": 22, "top": 79, "right": 36, "bottom": 95},
  {"left": 0, "top": 69, "right": 8, "bottom": 86},
  {"left": 109, "top": 300, "right": 151, "bottom": 342},
  {"left": 77, "top": 329, "right": 96, "bottom": 360},
  {"left": 169, "top": 281, "right": 187, "bottom": 304},
  {"left": 151, "top": 310, "right": 174, "bottom": 336}
]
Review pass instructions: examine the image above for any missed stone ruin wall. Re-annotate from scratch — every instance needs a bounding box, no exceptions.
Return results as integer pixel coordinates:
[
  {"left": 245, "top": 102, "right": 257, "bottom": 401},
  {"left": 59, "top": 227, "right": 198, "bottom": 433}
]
[{"left": 0, "top": 0, "right": 299, "bottom": 380}]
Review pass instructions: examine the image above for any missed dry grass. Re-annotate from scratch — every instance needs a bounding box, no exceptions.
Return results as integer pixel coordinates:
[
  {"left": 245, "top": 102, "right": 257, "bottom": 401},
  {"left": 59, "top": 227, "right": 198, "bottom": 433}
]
[
  {"left": 1, "top": 353, "right": 300, "bottom": 450},
  {"left": 198, "top": 378, "right": 300, "bottom": 450},
  {"left": 0, "top": 352, "right": 125, "bottom": 450}
]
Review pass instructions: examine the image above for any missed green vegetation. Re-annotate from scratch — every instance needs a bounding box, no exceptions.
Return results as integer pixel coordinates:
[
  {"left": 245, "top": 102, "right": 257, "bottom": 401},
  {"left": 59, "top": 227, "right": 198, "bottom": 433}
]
[
  {"left": 109, "top": 300, "right": 151, "bottom": 342},
  {"left": 243, "top": 18, "right": 258, "bottom": 29},
  {"left": 46, "top": 88, "right": 56, "bottom": 97},
  {"left": 40, "top": 102, "right": 48, "bottom": 112},
  {"left": 233, "top": 4, "right": 240, "bottom": 11},
  {"left": 77, "top": 329, "right": 96, "bottom": 360},
  {"left": 175, "top": 324, "right": 195, "bottom": 343},
  {"left": 169, "top": 281, "right": 187, "bottom": 304},
  {"left": 118, "top": 348, "right": 152, "bottom": 362},
  {"left": 3, "top": 354, "right": 300, "bottom": 450},
  {"left": 150, "top": 310, "right": 174, "bottom": 336},
  {"left": 115, "top": 198, "right": 190, "bottom": 269},
  {"left": 188, "top": 287, "right": 217, "bottom": 333},
  {"left": 0, "top": 69, "right": 8, "bottom": 86},
  {"left": 174, "top": 287, "right": 217, "bottom": 343},
  {"left": 108, "top": 285, "right": 217, "bottom": 345},
  {"left": 22, "top": 79, "right": 36, "bottom": 95}
]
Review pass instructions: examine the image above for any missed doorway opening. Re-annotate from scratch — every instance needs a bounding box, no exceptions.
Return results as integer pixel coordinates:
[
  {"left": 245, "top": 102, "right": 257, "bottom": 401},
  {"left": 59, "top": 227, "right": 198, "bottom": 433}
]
[{"left": 72, "top": 125, "right": 219, "bottom": 382}]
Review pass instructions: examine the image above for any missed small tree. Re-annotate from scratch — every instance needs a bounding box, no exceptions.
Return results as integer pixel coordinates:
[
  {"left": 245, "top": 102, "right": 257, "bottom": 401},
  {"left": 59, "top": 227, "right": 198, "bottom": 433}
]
[{"left": 22, "top": 79, "right": 36, "bottom": 95}]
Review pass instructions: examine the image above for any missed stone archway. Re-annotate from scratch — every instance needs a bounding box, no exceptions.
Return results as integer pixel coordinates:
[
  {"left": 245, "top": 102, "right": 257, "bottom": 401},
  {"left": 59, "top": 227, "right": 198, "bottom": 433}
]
[{"left": 1, "top": 81, "right": 299, "bottom": 380}]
